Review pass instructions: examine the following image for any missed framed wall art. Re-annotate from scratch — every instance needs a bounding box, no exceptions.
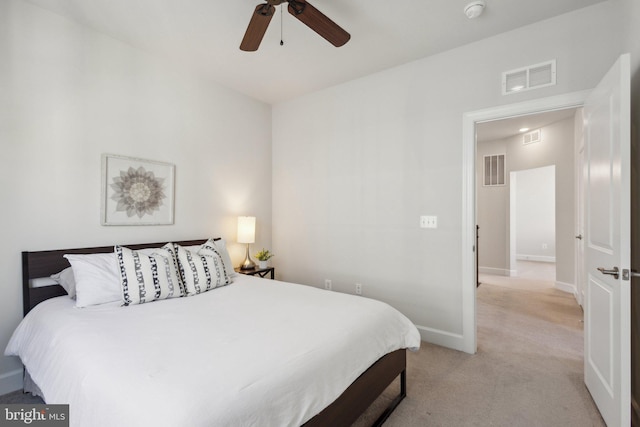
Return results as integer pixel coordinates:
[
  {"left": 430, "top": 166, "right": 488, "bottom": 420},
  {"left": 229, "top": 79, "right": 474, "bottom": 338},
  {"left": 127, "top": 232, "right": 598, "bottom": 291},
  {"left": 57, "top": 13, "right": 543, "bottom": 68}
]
[{"left": 101, "top": 154, "right": 175, "bottom": 225}]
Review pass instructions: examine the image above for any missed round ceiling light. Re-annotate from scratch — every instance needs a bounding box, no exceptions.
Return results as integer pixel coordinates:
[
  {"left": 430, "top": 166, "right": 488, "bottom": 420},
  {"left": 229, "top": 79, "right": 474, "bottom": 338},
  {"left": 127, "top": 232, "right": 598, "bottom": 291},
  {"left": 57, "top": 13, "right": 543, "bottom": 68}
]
[{"left": 464, "top": 0, "right": 486, "bottom": 19}]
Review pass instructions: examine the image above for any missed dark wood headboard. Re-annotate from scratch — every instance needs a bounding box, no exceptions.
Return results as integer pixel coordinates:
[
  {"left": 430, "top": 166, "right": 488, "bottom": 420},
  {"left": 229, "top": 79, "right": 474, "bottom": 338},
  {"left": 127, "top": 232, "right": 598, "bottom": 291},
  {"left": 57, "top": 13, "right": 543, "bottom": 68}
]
[{"left": 22, "top": 239, "right": 209, "bottom": 316}]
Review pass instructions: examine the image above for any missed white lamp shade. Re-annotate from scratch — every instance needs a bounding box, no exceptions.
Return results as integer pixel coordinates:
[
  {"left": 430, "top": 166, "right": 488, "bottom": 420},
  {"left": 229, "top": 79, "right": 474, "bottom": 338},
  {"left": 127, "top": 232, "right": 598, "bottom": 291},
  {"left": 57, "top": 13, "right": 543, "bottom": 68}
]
[{"left": 237, "top": 216, "right": 256, "bottom": 244}]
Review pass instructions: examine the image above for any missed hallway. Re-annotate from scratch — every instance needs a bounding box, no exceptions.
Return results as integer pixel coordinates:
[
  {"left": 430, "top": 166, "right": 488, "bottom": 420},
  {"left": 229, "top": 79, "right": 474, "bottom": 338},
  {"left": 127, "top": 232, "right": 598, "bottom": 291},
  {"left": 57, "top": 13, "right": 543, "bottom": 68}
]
[
  {"left": 474, "top": 265, "right": 604, "bottom": 426},
  {"left": 353, "top": 262, "right": 605, "bottom": 426}
]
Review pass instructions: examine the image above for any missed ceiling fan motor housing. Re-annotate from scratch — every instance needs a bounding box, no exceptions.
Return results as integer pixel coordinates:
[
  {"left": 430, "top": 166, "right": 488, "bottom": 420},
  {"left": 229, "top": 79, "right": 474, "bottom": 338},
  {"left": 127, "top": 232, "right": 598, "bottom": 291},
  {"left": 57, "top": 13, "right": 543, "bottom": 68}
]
[{"left": 287, "top": 0, "right": 306, "bottom": 15}]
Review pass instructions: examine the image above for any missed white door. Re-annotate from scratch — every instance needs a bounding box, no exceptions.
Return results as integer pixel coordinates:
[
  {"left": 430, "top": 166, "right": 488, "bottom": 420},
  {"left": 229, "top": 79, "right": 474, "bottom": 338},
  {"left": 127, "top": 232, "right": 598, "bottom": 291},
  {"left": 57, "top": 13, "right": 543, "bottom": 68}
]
[{"left": 584, "top": 54, "right": 631, "bottom": 427}]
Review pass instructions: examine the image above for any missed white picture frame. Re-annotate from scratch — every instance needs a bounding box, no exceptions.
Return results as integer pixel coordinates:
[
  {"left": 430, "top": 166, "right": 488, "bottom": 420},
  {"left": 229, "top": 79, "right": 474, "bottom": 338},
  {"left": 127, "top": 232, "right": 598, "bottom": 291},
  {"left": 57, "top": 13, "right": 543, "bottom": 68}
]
[{"left": 101, "top": 154, "right": 175, "bottom": 226}]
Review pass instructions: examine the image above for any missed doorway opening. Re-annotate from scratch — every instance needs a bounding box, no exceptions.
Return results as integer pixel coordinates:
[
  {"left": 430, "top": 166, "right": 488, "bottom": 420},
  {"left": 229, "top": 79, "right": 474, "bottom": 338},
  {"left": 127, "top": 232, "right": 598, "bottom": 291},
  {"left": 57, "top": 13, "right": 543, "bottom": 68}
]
[
  {"left": 460, "top": 90, "right": 589, "bottom": 354},
  {"left": 511, "top": 165, "right": 556, "bottom": 283},
  {"left": 475, "top": 109, "right": 576, "bottom": 290},
  {"left": 472, "top": 106, "right": 592, "bottom": 420},
  {"left": 463, "top": 56, "right": 632, "bottom": 427}
]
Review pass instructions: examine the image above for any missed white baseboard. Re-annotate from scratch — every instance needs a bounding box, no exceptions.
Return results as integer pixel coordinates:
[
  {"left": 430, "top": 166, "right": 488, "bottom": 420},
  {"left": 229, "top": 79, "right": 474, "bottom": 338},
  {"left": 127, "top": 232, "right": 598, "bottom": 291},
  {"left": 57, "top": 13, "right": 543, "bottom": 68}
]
[
  {"left": 479, "top": 267, "right": 513, "bottom": 276},
  {"left": 516, "top": 254, "right": 556, "bottom": 263},
  {"left": 0, "top": 369, "right": 23, "bottom": 395},
  {"left": 415, "top": 324, "right": 472, "bottom": 354},
  {"left": 554, "top": 280, "right": 576, "bottom": 295}
]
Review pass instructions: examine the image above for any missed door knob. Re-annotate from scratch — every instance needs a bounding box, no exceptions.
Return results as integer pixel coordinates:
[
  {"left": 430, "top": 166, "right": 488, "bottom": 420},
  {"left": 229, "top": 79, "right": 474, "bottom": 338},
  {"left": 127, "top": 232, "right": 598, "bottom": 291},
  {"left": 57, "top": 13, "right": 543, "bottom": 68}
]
[
  {"left": 575, "top": 234, "right": 583, "bottom": 240},
  {"left": 597, "top": 266, "right": 619, "bottom": 279}
]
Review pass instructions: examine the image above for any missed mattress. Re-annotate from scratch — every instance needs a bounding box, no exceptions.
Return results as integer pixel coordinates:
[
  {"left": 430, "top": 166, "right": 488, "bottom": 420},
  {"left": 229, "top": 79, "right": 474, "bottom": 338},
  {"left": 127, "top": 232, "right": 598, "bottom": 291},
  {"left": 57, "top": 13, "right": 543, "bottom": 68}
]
[{"left": 6, "top": 274, "right": 420, "bottom": 427}]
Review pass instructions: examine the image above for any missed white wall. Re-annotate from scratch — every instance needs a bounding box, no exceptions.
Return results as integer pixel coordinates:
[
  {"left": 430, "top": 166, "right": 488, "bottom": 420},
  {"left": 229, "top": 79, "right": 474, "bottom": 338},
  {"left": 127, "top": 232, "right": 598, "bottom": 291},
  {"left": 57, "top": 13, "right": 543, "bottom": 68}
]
[
  {"left": 272, "top": 2, "right": 621, "bottom": 350},
  {"left": 0, "top": 0, "right": 272, "bottom": 393},
  {"left": 515, "top": 166, "right": 556, "bottom": 261},
  {"left": 510, "top": 119, "right": 576, "bottom": 286},
  {"left": 2, "top": 0, "right": 636, "bottom": 395},
  {"left": 476, "top": 139, "right": 508, "bottom": 275}
]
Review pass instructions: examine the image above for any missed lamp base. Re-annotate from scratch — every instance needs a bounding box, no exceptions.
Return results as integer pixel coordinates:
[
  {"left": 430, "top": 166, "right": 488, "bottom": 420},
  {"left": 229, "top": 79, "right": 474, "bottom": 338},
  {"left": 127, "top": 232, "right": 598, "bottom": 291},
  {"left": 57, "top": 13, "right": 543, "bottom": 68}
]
[{"left": 240, "top": 243, "right": 256, "bottom": 270}]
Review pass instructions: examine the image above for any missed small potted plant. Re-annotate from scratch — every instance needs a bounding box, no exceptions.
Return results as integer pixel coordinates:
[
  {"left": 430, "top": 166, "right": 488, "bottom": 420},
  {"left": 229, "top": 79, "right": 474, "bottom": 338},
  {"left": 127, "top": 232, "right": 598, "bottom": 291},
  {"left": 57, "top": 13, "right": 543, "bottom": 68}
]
[{"left": 255, "top": 249, "right": 274, "bottom": 269}]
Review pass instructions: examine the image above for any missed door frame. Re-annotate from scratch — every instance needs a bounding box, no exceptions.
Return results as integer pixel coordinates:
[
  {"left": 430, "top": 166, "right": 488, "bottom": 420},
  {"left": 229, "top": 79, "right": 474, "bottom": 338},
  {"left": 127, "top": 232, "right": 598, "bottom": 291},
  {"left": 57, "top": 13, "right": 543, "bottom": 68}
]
[{"left": 461, "top": 90, "right": 590, "bottom": 353}]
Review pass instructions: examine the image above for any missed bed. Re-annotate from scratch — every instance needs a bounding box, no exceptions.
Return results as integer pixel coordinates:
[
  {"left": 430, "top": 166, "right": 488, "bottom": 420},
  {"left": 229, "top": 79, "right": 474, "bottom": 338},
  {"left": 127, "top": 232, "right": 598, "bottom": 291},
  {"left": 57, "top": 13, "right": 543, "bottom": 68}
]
[{"left": 7, "top": 238, "right": 421, "bottom": 427}]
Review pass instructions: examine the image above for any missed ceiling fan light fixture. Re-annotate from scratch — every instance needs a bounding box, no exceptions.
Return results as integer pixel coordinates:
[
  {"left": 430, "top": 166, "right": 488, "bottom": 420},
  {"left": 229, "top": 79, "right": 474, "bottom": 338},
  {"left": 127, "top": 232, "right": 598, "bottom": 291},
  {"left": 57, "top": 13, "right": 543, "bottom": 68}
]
[{"left": 464, "top": 0, "right": 486, "bottom": 19}]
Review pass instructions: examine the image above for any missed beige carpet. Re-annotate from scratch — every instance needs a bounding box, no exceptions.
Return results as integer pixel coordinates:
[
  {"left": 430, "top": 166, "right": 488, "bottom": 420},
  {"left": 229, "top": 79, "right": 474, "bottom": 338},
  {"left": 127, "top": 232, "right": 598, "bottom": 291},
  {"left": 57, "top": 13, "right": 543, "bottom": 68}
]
[{"left": 353, "top": 272, "right": 606, "bottom": 427}]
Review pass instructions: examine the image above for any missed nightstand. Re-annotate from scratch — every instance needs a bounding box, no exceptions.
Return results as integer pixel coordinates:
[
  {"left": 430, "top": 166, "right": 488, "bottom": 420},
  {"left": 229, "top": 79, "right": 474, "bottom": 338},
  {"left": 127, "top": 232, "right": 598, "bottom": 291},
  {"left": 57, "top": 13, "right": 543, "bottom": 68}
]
[{"left": 235, "top": 266, "right": 275, "bottom": 280}]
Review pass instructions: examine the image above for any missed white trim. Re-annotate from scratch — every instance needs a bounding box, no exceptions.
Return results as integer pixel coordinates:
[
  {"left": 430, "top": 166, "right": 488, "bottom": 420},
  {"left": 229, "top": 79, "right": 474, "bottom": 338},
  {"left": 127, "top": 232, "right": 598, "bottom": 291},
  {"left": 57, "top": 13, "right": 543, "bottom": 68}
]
[
  {"left": 516, "top": 254, "right": 556, "bottom": 263},
  {"left": 462, "top": 89, "right": 590, "bottom": 355},
  {"left": 461, "top": 102, "right": 477, "bottom": 355},
  {"left": 509, "top": 172, "right": 517, "bottom": 275},
  {"left": 555, "top": 280, "right": 577, "bottom": 295},
  {"left": 0, "top": 369, "right": 23, "bottom": 395},
  {"left": 415, "top": 325, "right": 466, "bottom": 352},
  {"left": 478, "top": 266, "right": 512, "bottom": 276}
]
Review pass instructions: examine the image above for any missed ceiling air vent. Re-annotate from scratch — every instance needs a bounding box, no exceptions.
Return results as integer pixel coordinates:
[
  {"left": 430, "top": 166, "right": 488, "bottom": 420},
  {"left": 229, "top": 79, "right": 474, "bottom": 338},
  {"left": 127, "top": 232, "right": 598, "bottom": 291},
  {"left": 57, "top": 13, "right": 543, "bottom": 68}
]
[
  {"left": 523, "top": 129, "right": 541, "bottom": 145},
  {"left": 502, "top": 60, "right": 556, "bottom": 95}
]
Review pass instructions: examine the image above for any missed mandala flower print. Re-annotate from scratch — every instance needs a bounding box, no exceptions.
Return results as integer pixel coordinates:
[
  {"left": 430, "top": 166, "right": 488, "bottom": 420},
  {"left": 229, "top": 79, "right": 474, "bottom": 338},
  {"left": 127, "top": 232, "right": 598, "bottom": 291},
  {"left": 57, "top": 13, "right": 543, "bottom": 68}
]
[{"left": 110, "top": 166, "right": 166, "bottom": 218}]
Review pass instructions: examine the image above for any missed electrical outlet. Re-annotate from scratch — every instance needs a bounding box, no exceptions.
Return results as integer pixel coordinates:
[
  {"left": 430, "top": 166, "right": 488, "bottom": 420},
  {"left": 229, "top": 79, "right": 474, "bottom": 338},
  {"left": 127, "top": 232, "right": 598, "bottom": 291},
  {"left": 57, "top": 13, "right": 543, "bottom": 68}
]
[
  {"left": 355, "top": 283, "right": 362, "bottom": 295},
  {"left": 324, "top": 279, "right": 332, "bottom": 290}
]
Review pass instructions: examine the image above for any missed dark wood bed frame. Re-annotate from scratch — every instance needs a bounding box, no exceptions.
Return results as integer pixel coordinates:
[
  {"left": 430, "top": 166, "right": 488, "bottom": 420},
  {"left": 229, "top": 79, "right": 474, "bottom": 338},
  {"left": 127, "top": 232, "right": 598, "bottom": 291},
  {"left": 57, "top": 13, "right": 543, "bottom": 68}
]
[{"left": 22, "top": 239, "right": 408, "bottom": 427}]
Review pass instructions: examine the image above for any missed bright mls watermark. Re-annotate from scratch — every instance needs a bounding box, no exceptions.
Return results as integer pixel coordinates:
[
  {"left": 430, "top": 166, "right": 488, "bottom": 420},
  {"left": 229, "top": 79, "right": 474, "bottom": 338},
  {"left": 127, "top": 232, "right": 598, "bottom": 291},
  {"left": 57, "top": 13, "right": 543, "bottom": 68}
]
[{"left": 1, "top": 405, "right": 68, "bottom": 426}]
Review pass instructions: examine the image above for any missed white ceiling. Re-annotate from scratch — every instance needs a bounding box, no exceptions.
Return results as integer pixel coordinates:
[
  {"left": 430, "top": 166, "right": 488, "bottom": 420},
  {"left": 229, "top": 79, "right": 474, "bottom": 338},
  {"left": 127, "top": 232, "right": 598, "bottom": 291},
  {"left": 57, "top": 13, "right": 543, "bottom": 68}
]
[
  {"left": 24, "top": 0, "right": 606, "bottom": 104},
  {"left": 476, "top": 108, "right": 578, "bottom": 143}
]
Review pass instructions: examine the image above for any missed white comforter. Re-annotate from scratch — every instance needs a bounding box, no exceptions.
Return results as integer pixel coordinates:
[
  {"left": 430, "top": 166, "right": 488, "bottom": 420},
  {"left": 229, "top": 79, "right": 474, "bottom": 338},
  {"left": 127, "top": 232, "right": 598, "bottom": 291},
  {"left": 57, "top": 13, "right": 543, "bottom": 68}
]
[{"left": 6, "top": 274, "right": 420, "bottom": 427}]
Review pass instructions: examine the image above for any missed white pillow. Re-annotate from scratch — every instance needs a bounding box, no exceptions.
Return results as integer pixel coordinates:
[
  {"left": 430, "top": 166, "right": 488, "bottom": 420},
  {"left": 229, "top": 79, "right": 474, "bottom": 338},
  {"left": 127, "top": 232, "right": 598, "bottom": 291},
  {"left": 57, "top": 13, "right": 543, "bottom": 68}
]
[
  {"left": 175, "top": 243, "right": 231, "bottom": 296},
  {"left": 50, "top": 267, "right": 77, "bottom": 299},
  {"left": 203, "top": 238, "right": 236, "bottom": 278},
  {"left": 115, "top": 245, "right": 185, "bottom": 306},
  {"left": 64, "top": 253, "right": 121, "bottom": 308},
  {"left": 185, "top": 239, "right": 236, "bottom": 278}
]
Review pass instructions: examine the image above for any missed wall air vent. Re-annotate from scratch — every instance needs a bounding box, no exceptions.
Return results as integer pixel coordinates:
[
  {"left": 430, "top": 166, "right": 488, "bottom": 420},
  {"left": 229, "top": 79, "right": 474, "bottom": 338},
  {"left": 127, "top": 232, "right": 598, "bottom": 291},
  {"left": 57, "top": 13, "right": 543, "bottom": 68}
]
[
  {"left": 523, "top": 129, "right": 541, "bottom": 145},
  {"left": 502, "top": 60, "right": 556, "bottom": 95},
  {"left": 483, "top": 154, "right": 505, "bottom": 186}
]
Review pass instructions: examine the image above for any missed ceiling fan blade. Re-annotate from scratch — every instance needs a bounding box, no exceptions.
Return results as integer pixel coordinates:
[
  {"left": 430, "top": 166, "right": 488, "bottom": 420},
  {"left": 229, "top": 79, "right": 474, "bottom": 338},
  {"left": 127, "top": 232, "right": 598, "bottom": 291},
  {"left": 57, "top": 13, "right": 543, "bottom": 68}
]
[
  {"left": 240, "top": 4, "right": 276, "bottom": 51},
  {"left": 287, "top": 0, "right": 350, "bottom": 47}
]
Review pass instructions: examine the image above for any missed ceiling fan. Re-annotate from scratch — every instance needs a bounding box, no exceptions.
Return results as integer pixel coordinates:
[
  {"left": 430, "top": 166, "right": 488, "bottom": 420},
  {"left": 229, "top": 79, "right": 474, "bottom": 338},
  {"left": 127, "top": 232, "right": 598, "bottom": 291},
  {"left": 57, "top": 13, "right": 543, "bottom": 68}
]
[{"left": 240, "top": 0, "right": 350, "bottom": 51}]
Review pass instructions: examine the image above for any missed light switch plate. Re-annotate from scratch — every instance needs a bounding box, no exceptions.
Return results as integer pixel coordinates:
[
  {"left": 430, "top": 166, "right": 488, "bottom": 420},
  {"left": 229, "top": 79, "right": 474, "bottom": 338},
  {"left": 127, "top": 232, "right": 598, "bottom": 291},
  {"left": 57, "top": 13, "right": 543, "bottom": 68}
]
[{"left": 420, "top": 215, "right": 437, "bottom": 229}]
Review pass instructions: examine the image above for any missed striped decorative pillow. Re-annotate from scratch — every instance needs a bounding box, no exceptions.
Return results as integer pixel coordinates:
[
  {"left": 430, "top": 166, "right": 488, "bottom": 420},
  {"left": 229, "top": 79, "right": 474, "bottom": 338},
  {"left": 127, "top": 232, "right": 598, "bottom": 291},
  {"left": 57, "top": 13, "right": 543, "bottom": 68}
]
[
  {"left": 175, "top": 243, "right": 231, "bottom": 296},
  {"left": 115, "top": 244, "right": 185, "bottom": 306},
  {"left": 200, "top": 238, "right": 234, "bottom": 280}
]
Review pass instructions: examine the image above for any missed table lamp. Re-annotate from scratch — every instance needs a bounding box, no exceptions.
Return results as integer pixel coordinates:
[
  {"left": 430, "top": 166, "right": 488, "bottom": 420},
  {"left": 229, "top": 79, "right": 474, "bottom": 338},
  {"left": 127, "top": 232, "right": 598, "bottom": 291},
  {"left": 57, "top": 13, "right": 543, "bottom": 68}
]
[{"left": 237, "top": 216, "right": 256, "bottom": 270}]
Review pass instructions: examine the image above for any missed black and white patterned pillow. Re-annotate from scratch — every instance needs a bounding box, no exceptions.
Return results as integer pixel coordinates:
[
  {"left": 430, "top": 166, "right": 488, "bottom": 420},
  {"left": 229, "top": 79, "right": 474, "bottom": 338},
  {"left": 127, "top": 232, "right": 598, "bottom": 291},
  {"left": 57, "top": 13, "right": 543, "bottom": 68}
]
[
  {"left": 174, "top": 243, "right": 231, "bottom": 296},
  {"left": 115, "top": 244, "right": 185, "bottom": 306},
  {"left": 200, "top": 238, "right": 234, "bottom": 280}
]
